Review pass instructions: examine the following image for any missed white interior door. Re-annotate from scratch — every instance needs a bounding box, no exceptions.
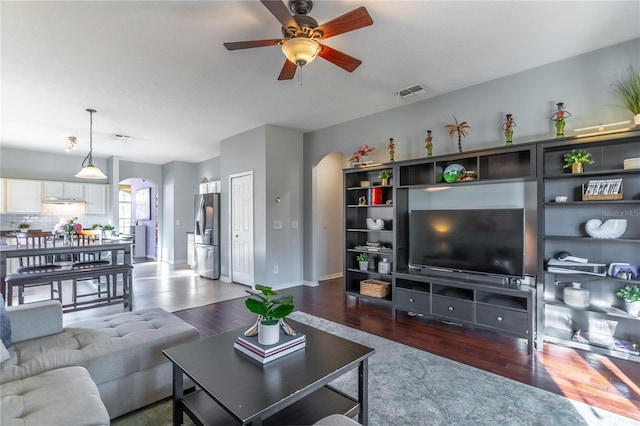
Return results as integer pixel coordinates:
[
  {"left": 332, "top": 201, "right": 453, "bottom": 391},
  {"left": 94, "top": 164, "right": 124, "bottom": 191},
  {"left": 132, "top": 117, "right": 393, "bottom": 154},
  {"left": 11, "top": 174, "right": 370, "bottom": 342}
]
[{"left": 230, "top": 172, "right": 254, "bottom": 286}]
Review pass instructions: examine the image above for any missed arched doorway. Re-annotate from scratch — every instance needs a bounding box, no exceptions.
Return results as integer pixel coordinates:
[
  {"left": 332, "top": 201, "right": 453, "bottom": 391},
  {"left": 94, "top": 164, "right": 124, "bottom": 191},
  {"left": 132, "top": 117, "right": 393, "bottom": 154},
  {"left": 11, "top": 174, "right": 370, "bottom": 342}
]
[{"left": 119, "top": 178, "right": 158, "bottom": 262}]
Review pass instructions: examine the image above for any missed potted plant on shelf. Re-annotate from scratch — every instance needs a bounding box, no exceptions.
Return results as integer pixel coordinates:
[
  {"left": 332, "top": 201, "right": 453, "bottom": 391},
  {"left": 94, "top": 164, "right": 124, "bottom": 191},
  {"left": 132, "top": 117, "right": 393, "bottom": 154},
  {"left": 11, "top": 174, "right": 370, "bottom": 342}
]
[
  {"left": 563, "top": 149, "right": 594, "bottom": 174},
  {"left": 378, "top": 170, "right": 392, "bottom": 186},
  {"left": 245, "top": 285, "right": 294, "bottom": 345},
  {"left": 613, "top": 65, "right": 640, "bottom": 126},
  {"left": 102, "top": 224, "right": 115, "bottom": 238},
  {"left": 616, "top": 284, "right": 640, "bottom": 316},
  {"left": 17, "top": 223, "right": 30, "bottom": 232},
  {"left": 356, "top": 253, "right": 369, "bottom": 271}
]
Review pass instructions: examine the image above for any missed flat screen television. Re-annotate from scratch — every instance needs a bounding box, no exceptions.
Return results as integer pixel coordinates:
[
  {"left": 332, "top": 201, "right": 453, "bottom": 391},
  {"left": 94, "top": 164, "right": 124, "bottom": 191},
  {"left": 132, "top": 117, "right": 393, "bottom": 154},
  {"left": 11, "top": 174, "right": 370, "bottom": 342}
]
[{"left": 409, "top": 208, "right": 525, "bottom": 279}]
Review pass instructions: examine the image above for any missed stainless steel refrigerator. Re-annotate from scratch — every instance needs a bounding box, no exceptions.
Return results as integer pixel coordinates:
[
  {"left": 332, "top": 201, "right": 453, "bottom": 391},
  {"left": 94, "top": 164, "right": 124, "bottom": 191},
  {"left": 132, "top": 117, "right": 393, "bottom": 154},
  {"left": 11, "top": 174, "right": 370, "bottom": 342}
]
[{"left": 194, "top": 193, "right": 220, "bottom": 279}]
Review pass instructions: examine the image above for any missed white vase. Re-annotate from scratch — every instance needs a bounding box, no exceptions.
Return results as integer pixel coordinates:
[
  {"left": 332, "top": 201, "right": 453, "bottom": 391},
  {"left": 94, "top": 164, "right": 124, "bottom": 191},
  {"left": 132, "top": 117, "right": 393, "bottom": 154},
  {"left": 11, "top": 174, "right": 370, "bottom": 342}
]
[
  {"left": 625, "top": 300, "right": 640, "bottom": 317},
  {"left": 258, "top": 322, "right": 280, "bottom": 345},
  {"left": 563, "top": 282, "right": 590, "bottom": 308},
  {"left": 103, "top": 230, "right": 113, "bottom": 238}
]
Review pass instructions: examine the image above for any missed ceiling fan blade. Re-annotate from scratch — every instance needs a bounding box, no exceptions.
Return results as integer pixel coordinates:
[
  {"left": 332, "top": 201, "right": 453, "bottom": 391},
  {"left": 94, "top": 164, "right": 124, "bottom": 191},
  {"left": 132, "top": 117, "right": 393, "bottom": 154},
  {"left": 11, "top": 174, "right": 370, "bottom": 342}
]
[
  {"left": 316, "top": 6, "right": 373, "bottom": 39},
  {"left": 318, "top": 44, "right": 362, "bottom": 72},
  {"left": 223, "top": 39, "right": 283, "bottom": 50},
  {"left": 278, "top": 60, "right": 297, "bottom": 80},
  {"left": 260, "top": 0, "right": 298, "bottom": 31}
]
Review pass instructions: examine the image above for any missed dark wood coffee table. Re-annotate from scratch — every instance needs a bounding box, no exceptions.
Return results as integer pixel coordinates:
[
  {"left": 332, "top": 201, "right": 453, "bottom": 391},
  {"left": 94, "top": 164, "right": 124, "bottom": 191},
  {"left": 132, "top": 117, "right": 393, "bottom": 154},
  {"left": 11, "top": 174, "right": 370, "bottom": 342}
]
[{"left": 163, "top": 319, "right": 375, "bottom": 425}]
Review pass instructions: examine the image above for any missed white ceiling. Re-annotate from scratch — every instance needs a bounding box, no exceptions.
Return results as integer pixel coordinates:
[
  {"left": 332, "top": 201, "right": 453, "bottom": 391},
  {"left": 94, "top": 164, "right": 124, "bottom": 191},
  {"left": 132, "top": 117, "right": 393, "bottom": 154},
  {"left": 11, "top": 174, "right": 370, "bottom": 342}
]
[{"left": 2, "top": 1, "right": 639, "bottom": 165}]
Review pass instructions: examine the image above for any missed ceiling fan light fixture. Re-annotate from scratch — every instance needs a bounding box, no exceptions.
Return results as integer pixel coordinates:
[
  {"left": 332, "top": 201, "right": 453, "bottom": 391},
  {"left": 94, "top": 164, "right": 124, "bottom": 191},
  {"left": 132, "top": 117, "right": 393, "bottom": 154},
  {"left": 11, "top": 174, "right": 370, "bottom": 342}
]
[
  {"left": 282, "top": 37, "right": 320, "bottom": 67},
  {"left": 75, "top": 108, "right": 107, "bottom": 180}
]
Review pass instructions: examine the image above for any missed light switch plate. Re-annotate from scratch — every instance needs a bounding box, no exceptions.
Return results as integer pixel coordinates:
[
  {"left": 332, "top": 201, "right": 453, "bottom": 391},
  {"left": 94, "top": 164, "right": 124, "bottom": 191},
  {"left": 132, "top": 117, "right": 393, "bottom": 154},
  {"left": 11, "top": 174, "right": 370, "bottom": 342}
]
[{"left": 274, "top": 220, "right": 283, "bottom": 229}]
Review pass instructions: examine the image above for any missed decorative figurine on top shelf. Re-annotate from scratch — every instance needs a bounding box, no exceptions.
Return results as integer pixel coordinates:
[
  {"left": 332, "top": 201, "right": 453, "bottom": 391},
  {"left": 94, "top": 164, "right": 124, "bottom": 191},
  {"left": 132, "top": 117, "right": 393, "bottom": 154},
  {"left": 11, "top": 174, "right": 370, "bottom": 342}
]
[
  {"left": 388, "top": 138, "right": 395, "bottom": 162},
  {"left": 502, "top": 114, "right": 516, "bottom": 145},
  {"left": 425, "top": 130, "right": 433, "bottom": 156},
  {"left": 551, "top": 102, "right": 571, "bottom": 138},
  {"left": 445, "top": 116, "right": 470, "bottom": 153}
]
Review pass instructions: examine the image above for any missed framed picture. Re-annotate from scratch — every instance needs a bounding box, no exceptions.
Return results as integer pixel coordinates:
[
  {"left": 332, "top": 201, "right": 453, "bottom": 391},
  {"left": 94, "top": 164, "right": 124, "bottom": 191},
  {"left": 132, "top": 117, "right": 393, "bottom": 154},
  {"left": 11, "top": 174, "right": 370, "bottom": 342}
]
[{"left": 135, "top": 187, "right": 151, "bottom": 220}]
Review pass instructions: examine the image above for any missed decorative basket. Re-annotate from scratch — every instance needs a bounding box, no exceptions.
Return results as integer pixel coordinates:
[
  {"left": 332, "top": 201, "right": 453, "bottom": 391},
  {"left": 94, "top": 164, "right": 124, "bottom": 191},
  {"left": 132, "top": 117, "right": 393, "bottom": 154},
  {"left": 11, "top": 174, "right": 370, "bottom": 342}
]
[
  {"left": 360, "top": 279, "right": 391, "bottom": 298},
  {"left": 581, "top": 184, "right": 623, "bottom": 201}
]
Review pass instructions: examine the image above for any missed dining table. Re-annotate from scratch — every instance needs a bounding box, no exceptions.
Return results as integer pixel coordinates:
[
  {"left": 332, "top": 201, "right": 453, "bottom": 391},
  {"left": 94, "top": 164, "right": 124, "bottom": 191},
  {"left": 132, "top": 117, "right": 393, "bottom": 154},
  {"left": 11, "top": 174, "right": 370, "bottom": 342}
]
[{"left": 1, "top": 239, "right": 133, "bottom": 312}]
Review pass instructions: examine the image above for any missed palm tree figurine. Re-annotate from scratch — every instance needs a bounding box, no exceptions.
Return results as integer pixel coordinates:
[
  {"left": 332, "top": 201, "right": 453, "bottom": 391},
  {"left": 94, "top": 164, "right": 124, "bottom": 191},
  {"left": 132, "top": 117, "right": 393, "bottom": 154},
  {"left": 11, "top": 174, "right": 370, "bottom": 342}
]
[{"left": 445, "top": 116, "right": 470, "bottom": 153}]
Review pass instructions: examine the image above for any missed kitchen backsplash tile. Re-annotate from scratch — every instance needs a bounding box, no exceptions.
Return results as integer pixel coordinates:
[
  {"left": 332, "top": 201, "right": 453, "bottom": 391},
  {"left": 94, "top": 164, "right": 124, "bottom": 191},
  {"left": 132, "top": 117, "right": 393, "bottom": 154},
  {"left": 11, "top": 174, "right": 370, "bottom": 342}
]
[{"left": 2, "top": 204, "right": 108, "bottom": 232}]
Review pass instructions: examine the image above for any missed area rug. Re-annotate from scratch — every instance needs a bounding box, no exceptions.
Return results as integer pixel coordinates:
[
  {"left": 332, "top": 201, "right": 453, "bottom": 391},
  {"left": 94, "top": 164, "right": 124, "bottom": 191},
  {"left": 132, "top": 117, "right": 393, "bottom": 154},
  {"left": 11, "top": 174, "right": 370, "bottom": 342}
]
[{"left": 113, "top": 311, "right": 639, "bottom": 425}]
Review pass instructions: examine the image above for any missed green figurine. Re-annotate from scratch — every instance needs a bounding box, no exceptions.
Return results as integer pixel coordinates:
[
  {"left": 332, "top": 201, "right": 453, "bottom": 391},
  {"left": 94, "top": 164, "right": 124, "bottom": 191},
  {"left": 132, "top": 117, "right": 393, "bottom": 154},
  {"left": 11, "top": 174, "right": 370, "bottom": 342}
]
[
  {"left": 502, "top": 114, "right": 516, "bottom": 145},
  {"left": 425, "top": 130, "right": 433, "bottom": 156},
  {"left": 551, "top": 102, "right": 571, "bottom": 138},
  {"left": 388, "top": 138, "right": 395, "bottom": 162}
]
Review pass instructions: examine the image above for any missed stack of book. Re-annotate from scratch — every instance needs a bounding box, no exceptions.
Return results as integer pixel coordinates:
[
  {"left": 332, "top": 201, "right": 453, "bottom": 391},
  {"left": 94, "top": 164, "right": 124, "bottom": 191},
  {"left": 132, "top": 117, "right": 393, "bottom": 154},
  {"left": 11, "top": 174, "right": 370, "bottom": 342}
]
[{"left": 234, "top": 332, "right": 306, "bottom": 364}]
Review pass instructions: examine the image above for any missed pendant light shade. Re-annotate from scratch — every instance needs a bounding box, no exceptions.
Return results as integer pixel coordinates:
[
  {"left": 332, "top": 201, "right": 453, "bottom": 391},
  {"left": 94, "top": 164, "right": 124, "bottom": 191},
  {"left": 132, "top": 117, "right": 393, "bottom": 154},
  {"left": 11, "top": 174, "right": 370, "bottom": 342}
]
[{"left": 75, "top": 108, "right": 107, "bottom": 180}]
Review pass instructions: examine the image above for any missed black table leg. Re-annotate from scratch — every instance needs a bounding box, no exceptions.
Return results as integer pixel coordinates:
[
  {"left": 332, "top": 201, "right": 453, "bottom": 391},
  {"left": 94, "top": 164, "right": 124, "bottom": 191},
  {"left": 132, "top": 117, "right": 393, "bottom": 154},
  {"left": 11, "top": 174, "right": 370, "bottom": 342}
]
[
  {"left": 172, "top": 364, "right": 184, "bottom": 426},
  {"left": 358, "top": 358, "right": 369, "bottom": 425}
]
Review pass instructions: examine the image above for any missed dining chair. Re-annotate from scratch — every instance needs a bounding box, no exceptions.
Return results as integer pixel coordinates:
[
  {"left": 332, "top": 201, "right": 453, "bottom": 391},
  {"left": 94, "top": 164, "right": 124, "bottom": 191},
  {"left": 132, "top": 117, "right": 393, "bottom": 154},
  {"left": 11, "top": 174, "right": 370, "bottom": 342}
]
[
  {"left": 13, "top": 231, "right": 62, "bottom": 304},
  {"left": 74, "top": 229, "right": 109, "bottom": 300}
]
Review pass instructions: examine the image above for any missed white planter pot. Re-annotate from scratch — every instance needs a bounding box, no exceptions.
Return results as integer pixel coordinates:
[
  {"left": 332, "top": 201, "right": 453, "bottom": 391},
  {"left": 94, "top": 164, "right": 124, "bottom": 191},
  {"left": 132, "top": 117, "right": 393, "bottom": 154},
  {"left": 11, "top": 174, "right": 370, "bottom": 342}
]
[
  {"left": 358, "top": 261, "right": 369, "bottom": 271},
  {"left": 634, "top": 113, "right": 640, "bottom": 127},
  {"left": 258, "top": 322, "right": 280, "bottom": 345},
  {"left": 624, "top": 300, "right": 640, "bottom": 317},
  {"left": 103, "top": 230, "right": 113, "bottom": 238}
]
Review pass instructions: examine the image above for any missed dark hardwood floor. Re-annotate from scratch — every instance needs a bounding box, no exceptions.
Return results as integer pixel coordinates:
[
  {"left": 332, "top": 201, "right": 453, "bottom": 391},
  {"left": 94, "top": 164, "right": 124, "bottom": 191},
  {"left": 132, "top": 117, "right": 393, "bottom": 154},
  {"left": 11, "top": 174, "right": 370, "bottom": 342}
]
[{"left": 173, "top": 278, "right": 640, "bottom": 422}]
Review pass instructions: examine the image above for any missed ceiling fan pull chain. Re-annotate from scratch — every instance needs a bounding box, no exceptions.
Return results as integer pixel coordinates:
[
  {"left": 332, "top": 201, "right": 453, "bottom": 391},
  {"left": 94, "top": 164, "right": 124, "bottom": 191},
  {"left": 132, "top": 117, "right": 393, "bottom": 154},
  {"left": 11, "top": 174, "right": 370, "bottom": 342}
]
[{"left": 298, "top": 65, "right": 303, "bottom": 86}]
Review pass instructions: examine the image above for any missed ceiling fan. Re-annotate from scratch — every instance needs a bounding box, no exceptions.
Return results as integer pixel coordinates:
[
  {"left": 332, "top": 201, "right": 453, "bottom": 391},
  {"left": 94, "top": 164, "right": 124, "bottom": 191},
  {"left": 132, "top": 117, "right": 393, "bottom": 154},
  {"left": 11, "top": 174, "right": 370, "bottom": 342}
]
[{"left": 223, "top": 0, "right": 373, "bottom": 80}]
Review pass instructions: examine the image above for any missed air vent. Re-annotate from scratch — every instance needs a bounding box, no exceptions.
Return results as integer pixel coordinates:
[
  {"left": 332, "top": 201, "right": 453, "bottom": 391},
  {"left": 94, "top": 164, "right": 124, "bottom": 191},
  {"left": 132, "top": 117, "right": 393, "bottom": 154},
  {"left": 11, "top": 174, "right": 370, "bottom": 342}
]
[
  {"left": 112, "top": 134, "right": 133, "bottom": 140},
  {"left": 394, "top": 84, "right": 431, "bottom": 100}
]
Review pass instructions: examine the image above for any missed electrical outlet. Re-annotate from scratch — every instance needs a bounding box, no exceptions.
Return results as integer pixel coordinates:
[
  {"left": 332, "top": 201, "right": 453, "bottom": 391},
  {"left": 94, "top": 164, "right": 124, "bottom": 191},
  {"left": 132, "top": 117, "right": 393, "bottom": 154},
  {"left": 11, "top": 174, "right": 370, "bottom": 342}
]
[{"left": 274, "top": 265, "right": 278, "bottom": 274}]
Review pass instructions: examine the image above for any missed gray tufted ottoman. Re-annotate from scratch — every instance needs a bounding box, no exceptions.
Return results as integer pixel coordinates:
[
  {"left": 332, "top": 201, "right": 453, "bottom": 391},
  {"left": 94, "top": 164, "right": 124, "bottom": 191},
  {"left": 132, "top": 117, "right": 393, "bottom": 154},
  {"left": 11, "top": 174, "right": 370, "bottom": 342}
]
[{"left": 1, "top": 301, "right": 200, "bottom": 420}]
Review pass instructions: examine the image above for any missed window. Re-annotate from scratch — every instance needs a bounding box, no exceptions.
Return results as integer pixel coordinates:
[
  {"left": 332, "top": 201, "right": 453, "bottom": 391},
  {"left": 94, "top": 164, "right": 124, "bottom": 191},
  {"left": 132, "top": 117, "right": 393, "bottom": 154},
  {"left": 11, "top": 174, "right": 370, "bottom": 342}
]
[{"left": 118, "top": 190, "right": 131, "bottom": 234}]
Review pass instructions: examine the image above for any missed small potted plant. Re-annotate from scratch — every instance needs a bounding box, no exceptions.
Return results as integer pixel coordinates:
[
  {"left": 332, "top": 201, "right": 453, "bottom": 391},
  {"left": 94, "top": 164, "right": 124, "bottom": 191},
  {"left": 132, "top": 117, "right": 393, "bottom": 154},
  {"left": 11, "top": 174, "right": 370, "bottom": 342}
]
[
  {"left": 102, "top": 224, "right": 115, "bottom": 238},
  {"left": 613, "top": 65, "right": 640, "bottom": 126},
  {"left": 563, "top": 149, "right": 594, "bottom": 174},
  {"left": 245, "top": 285, "right": 294, "bottom": 345},
  {"left": 616, "top": 284, "right": 640, "bottom": 316},
  {"left": 378, "top": 170, "right": 392, "bottom": 186},
  {"left": 17, "top": 223, "right": 30, "bottom": 232},
  {"left": 356, "top": 253, "right": 369, "bottom": 271}
]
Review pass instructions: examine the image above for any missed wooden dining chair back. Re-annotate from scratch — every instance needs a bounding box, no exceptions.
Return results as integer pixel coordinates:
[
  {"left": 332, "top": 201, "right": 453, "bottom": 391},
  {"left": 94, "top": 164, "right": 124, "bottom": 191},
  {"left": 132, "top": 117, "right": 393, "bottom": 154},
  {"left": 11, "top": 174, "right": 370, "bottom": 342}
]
[
  {"left": 12, "top": 231, "right": 61, "bottom": 305},
  {"left": 15, "top": 231, "right": 54, "bottom": 248},
  {"left": 77, "top": 230, "right": 103, "bottom": 246}
]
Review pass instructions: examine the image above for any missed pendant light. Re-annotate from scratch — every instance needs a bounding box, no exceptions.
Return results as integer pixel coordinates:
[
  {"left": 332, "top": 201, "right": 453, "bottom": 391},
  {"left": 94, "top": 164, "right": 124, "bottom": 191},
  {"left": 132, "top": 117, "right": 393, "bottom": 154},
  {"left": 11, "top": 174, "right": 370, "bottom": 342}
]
[{"left": 75, "top": 108, "right": 107, "bottom": 180}]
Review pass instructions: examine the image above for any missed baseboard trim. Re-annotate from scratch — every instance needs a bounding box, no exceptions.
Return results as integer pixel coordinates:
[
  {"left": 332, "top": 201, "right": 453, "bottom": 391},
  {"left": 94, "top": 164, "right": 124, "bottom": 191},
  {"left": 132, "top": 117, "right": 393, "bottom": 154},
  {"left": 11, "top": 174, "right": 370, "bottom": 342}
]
[{"left": 317, "top": 272, "right": 343, "bottom": 281}]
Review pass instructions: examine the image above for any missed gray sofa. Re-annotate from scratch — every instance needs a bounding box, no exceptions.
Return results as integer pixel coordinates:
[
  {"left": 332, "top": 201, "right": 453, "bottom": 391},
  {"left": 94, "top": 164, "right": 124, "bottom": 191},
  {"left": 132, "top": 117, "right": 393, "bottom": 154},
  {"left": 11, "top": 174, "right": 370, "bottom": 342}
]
[{"left": 1, "top": 299, "right": 200, "bottom": 424}]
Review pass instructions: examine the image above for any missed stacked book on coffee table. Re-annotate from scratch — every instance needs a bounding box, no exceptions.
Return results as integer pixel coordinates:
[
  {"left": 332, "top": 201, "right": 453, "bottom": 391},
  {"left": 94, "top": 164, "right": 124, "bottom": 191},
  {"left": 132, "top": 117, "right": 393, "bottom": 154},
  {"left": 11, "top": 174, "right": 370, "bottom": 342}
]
[{"left": 234, "top": 332, "right": 306, "bottom": 364}]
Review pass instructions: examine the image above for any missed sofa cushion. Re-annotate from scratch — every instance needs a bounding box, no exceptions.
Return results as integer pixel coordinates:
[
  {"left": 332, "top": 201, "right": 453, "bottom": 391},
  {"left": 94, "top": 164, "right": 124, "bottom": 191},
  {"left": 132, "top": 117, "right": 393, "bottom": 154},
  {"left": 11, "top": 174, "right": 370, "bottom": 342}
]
[
  {"left": 0, "top": 308, "right": 200, "bottom": 385},
  {"left": 1, "top": 294, "right": 11, "bottom": 347},
  {"left": 0, "top": 366, "right": 109, "bottom": 426},
  {"left": 1, "top": 341, "right": 9, "bottom": 363}
]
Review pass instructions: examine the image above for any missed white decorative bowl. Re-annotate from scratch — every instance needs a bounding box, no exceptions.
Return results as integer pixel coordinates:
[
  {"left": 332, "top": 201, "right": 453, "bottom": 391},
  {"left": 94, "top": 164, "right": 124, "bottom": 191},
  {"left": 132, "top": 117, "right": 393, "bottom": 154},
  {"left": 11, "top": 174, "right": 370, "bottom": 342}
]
[
  {"left": 366, "top": 218, "right": 385, "bottom": 230},
  {"left": 585, "top": 219, "right": 627, "bottom": 239}
]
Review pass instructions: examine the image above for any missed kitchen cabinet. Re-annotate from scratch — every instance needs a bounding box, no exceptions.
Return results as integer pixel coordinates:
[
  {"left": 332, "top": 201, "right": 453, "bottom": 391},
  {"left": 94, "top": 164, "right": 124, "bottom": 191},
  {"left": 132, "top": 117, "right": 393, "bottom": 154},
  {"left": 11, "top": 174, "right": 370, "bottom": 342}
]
[
  {"left": 187, "top": 232, "right": 194, "bottom": 267},
  {"left": 42, "top": 181, "right": 84, "bottom": 200},
  {"left": 85, "top": 184, "right": 108, "bottom": 214},
  {"left": 0, "top": 179, "right": 5, "bottom": 213},
  {"left": 6, "top": 179, "right": 41, "bottom": 213}
]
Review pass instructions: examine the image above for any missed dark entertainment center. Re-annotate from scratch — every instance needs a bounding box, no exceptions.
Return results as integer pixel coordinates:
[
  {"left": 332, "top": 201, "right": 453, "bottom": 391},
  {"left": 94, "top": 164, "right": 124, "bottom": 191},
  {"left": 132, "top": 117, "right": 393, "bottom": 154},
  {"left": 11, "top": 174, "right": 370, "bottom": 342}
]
[{"left": 343, "top": 129, "right": 640, "bottom": 359}]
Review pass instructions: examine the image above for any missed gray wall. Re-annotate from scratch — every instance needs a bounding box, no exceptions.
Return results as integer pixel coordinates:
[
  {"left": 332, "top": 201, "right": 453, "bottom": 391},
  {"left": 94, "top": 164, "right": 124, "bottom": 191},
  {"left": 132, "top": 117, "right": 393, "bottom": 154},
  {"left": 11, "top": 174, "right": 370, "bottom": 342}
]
[
  {"left": 303, "top": 38, "right": 640, "bottom": 282},
  {"left": 161, "top": 161, "right": 196, "bottom": 264},
  {"left": 196, "top": 157, "right": 221, "bottom": 184},
  {"left": 219, "top": 124, "right": 303, "bottom": 287},
  {"left": 0, "top": 148, "right": 109, "bottom": 182}
]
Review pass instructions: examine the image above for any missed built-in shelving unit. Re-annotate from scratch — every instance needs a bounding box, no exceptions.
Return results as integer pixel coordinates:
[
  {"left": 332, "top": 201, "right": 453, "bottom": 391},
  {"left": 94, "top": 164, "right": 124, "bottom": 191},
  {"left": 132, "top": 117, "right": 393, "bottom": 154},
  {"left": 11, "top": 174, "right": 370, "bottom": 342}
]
[
  {"left": 343, "top": 129, "right": 640, "bottom": 359},
  {"left": 538, "top": 132, "right": 640, "bottom": 361},
  {"left": 343, "top": 165, "right": 396, "bottom": 306}
]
